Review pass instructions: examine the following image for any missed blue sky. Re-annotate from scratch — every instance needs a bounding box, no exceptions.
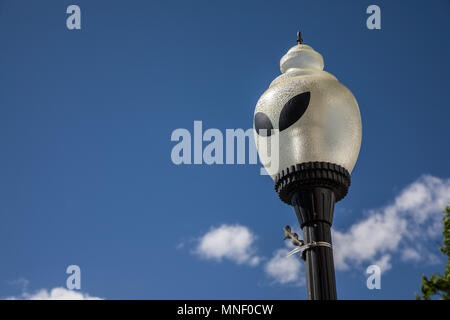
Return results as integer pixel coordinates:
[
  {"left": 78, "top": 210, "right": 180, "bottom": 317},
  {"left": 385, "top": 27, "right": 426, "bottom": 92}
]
[{"left": 0, "top": 0, "right": 449, "bottom": 300}]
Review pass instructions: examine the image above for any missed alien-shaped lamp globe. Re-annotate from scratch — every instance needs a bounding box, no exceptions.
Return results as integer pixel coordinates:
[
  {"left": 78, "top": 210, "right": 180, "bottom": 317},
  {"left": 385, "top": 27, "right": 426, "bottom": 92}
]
[{"left": 254, "top": 43, "right": 362, "bottom": 204}]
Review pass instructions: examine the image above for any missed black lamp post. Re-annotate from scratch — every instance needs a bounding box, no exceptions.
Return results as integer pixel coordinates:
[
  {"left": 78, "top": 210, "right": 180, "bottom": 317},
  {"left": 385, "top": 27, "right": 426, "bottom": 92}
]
[{"left": 253, "top": 32, "right": 362, "bottom": 300}]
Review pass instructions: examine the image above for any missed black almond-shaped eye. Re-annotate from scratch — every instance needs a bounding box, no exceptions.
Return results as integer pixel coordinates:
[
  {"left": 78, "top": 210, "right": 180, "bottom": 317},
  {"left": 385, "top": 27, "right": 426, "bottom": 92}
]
[
  {"left": 279, "top": 91, "right": 310, "bottom": 132},
  {"left": 254, "top": 112, "right": 273, "bottom": 136}
]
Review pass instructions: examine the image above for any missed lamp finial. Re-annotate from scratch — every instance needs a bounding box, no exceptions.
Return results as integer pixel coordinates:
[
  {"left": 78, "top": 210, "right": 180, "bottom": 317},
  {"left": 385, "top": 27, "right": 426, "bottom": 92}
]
[{"left": 296, "top": 31, "right": 303, "bottom": 44}]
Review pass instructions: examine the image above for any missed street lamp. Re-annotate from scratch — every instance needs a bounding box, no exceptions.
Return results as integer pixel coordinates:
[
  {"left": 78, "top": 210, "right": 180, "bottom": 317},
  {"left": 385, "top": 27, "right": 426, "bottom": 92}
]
[{"left": 253, "top": 32, "right": 362, "bottom": 300}]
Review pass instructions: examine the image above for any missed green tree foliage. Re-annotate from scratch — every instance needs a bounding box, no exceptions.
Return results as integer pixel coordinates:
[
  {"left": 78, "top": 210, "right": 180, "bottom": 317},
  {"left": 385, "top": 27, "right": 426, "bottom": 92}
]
[{"left": 417, "top": 205, "right": 450, "bottom": 300}]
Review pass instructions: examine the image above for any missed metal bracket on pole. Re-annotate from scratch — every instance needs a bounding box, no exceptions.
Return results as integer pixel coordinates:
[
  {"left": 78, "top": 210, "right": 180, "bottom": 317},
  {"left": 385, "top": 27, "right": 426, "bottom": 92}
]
[
  {"left": 286, "top": 241, "right": 332, "bottom": 260},
  {"left": 283, "top": 225, "right": 331, "bottom": 261}
]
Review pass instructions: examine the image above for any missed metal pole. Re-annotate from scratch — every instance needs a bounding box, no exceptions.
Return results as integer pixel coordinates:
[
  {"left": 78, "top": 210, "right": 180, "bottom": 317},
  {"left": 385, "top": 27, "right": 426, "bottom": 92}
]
[{"left": 291, "top": 187, "right": 337, "bottom": 300}]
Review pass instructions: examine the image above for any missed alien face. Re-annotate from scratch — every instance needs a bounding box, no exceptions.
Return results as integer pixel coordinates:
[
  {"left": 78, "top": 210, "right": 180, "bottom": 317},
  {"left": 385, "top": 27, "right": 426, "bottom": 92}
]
[
  {"left": 254, "top": 91, "right": 310, "bottom": 137},
  {"left": 253, "top": 77, "right": 362, "bottom": 179}
]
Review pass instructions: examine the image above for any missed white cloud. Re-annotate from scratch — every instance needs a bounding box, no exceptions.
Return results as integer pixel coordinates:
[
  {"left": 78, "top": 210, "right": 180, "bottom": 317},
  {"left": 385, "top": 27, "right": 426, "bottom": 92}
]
[
  {"left": 264, "top": 248, "right": 304, "bottom": 286},
  {"left": 195, "top": 224, "right": 261, "bottom": 266},
  {"left": 401, "top": 248, "right": 421, "bottom": 262},
  {"left": 176, "top": 241, "right": 185, "bottom": 250},
  {"left": 374, "top": 254, "right": 392, "bottom": 272},
  {"left": 333, "top": 175, "right": 450, "bottom": 271},
  {"left": 6, "top": 287, "right": 102, "bottom": 300}
]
